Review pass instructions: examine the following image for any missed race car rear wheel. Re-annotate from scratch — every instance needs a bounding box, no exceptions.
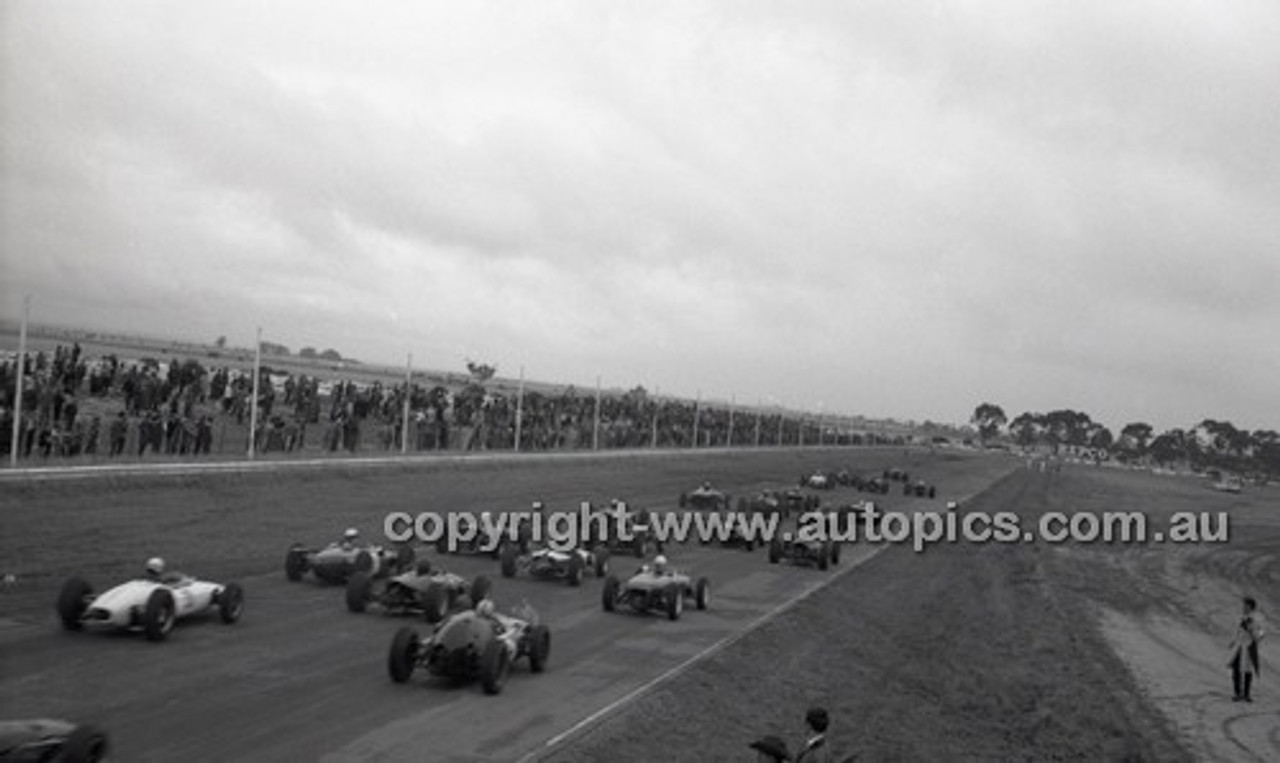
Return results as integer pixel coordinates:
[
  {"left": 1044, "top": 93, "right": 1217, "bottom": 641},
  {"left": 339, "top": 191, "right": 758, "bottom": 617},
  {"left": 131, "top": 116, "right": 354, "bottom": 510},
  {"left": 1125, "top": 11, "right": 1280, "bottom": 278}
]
[
  {"left": 694, "top": 577, "right": 710, "bottom": 610},
  {"left": 602, "top": 575, "right": 619, "bottom": 612},
  {"left": 218, "top": 582, "right": 245, "bottom": 623},
  {"left": 528, "top": 624, "right": 551, "bottom": 673},
  {"left": 480, "top": 638, "right": 510, "bottom": 695},
  {"left": 395, "top": 543, "right": 416, "bottom": 574},
  {"left": 57, "top": 577, "right": 93, "bottom": 631},
  {"left": 346, "top": 573, "right": 372, "bottom": 613},
  {"left": 632, "top": 536, "right": 645, "bottom": 559},
  {"left": 831, "top": 543, "right": 842, "bottom": 566},
  {"left": 666, "top": 586, "right": 683, "bottom": 621},
  {"left": 143, "top": 588, "right": 175, "bottom": 642},
  {"left": 500, "top": 543, "right": 518, "bottom": 578},
  {"left": 422, "top": 584, "right": 448, "bottom": 624},
  {"left": 285, "top": 545, "right": 307, "bottom": 582},
  {"left": 354, "top": 551, "right": 375, "bottom": 576},
  {"left": 818, "top": 543, "right": 831, "bottom": 571},
  {"left": 388, "top": 627, "right": 419, "bottom": 683},
  {"left": 567, "top": 554, "right": 584, "bottom": 587},
  {"left": 768, "top": 539, "right": 782, "bottom": 564},
  {"left": 593, "top": 548, "right": 610, "bottom": 577},
  {"left": 470, "top": 575, "right": 492, "bottom": 606}
]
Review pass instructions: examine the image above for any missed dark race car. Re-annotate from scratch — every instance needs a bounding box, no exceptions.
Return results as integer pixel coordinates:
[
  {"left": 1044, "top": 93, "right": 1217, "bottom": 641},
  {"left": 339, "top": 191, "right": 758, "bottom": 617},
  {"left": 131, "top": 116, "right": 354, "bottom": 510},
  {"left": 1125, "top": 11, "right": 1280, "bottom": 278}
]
[
  {"left": 768, "top": 534, "right": 840, "bottom": 570},
  {"left": 678, "top": 483, "right": 731, "bottom": 511},
  {"left": 500, "top": 544, "right": 610, "bottom": 586},
  {"left": 903, "top": 479, "right": 938, "bottom": 499},
  {"left": 782, "top": 488, "right": 821, "bottom": 513},
  {"left": 435, "top": 512, "right": 532, "bottom": 558},
  {"left": 286, "top": 529, "right": 416, "bottom": 585},
  {"left": 347, "top": 561, "right": 491, "bottom": 623},
  {"left": 601, "top": 559, "right": 709, "bottom": 621},
  {"left": 884, "top": 467, "right": 910, "bottom": 483},
  {"left": 0, "top": 719, "right": 108, "bottom": 763},
  {"left": 583, "top": 501, "right": 663, "bottom": 559},
  {"left": 387, "top": 601, "right": 549, "bottom": 695}
]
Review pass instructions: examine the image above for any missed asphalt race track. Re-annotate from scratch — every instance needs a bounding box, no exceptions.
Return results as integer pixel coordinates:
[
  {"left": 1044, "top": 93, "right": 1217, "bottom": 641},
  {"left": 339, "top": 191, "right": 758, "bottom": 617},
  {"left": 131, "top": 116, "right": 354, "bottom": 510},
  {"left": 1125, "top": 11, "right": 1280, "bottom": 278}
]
[{"left": 0, "top": 447, "right": 1013, "bottom": 762}]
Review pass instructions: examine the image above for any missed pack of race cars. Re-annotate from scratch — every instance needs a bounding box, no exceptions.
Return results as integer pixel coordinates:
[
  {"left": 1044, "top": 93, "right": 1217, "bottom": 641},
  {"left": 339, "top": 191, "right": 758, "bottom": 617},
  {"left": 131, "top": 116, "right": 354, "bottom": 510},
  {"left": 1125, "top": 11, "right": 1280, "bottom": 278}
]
[{"left": 43, "top": 463, "right": 944, "bottom": 713}]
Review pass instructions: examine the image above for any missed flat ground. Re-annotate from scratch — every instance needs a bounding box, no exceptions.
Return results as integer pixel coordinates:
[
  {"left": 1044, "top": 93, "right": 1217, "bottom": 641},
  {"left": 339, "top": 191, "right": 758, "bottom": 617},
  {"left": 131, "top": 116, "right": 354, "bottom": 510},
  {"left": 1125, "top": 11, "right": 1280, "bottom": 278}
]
[{"left": 1, "top": 450, "right": 1274, "bottom": 761}]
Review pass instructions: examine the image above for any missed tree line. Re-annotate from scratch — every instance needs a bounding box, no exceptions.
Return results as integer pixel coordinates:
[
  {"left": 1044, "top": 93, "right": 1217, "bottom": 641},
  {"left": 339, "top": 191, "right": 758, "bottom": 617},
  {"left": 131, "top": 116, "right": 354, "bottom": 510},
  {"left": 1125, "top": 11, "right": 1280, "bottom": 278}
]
[{"left": 970, "top": 402, "right": 1279, "bottom": 478}]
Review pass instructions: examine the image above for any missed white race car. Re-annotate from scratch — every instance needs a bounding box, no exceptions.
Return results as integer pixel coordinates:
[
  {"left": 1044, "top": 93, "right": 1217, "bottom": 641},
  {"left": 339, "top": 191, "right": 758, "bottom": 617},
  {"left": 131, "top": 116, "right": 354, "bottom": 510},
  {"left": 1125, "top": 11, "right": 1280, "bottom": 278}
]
[{"left": 57, "top": 568, "right": 244, "bottom": 642}]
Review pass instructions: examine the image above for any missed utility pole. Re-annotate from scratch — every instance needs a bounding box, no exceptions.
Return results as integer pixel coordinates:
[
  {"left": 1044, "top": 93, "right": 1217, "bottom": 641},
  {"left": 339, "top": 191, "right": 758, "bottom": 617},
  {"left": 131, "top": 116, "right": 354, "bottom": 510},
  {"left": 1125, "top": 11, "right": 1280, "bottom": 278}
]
[
  {"left": 8, "top": 295, "right": 30, "bottom": 467},
  {"left": 514, "top": 365, "right": 525, "bottom": 452},
  {"left": 400, "top": 353, "right": 412, "bottom": 454},
  {"left": 248, "top": 327, "right": 261, "bottom": 459}
]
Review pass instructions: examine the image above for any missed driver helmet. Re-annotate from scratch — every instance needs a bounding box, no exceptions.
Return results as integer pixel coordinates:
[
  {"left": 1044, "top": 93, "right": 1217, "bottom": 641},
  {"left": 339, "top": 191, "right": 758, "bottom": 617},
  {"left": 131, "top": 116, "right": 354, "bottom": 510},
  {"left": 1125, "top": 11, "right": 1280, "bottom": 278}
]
[
  {"left": 476, "top": 599, "right": 495, "bottom": 617},
  {"left": 343, "top": 527, "right": 359, "bottom": 543},
  {"left": 701, "top": 481, "right": 711, "bottom": 490},
  {"left": 145, "top": 557, "right": 165, "bottom": 578},
  {"left": 531, "top": 500, "right": 545, "bottom": 512},
  {"left": 653, "top": 555, "right": 668, "bottom": 574}
]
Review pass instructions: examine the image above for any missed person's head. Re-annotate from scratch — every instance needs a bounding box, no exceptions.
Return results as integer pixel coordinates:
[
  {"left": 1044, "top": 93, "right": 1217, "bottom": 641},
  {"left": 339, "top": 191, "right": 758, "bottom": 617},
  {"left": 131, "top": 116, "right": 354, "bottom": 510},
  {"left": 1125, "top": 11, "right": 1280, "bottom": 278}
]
[
  {"left": 531, "top": 500, "right": 544, "bottom": 513},
  {"left": 805, "top": 707, "right": 829, "bottom": 735},
  {"left": 653, "top": 555, "right": 668, "bottom": 574},
  {"left": 748, "top": 735, "right": 791, "bottom": 762},
  {"left": 342, "top": 527, "right": 359, "bottom": 545},
  {"left": 1243, "top": 596, "right": 1257, "bottom": 614},
  {"left": 476, "top": 599, "right": 495, "bottom": 618},
  {"left": 145, "top": 557, "right": 165, "bottom": 580}
]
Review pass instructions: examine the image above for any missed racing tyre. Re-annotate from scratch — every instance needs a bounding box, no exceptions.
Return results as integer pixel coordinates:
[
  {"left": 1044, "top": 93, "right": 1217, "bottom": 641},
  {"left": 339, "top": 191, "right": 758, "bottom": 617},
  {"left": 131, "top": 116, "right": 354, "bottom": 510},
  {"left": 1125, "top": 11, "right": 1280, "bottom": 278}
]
[
  {"left": 737, "top": 496, "right": 748, "bottom": 512},
  {"left": 62, "top": 724, "right": 109, "bottom": 763},
  {"left": 769, "top": 539, "right": 782, "bottom": 564},
  {"left": 354, "top": 551, "right": 375, "bottom": 577},
  {"left": 594, "top": 548, "right": 610, "bottom": 577},
  {"left": 528, "top": 624, "right": 551, "bottom": 673},
  {"left": 143, "top": 588, "right": 175, "bottom": 642},
  {"left": 470, "top": 575, "right": 492, "bottom": 606},
  {"left": 285, "top": 545, "right": 306, "bottom": 582},
  {"left": 567, "top": 554, "right": 584, "bottom": 587},
  {"left": 500, "top": 543, "right": 518, "bottom": 578},
  {"left": 217, "top": 582, "right": 245, "bottom": 623},
  {"left": 346, "top": 572, "right": 372, "bottom": 613},
  {"left": 678, "top": 493, "right": 688, "bottom": 508},
  {"left": 818, "top": 543, "right": 831, "bottom": 571},
  {"left": 480, "top": 638, "right": 510, "bottom": 695},
  {"left": 666, "top": 586, "right": 683, "bottom": 621},
  {"left": 694, "top": 577, "right": 710, "bottom": 610},
  {"left": 57, "top": 577, "right": 92, "bottom": 631},
  {"left": 396, "top": 544, "right": 416, "bottom": 574},
  {"left": 602, "top": 575, "right": 619, "bottom": 612},
  {"left": 929, "top": 486, "right": 937, "bottom": 499},
  {"left": 632, "top": 535, "right": 645, "bottom": 559},
  {"left": 388, "top": 627, "right": 419, "bottom": 683},
  {"left": 831, "top": 543, "right": 842, "bottom": 566},
  {"left": 422, "top": 584, "right": 448, "bottom": 624},
  {"left": 436, "top": 534, "right": 450, "bottom": 555}
]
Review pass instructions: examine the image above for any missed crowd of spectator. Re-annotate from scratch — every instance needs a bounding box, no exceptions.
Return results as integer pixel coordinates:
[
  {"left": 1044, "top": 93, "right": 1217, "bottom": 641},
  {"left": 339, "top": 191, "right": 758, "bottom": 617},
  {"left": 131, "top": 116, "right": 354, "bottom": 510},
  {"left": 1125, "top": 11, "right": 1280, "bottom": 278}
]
[{"left": 1, "top": 344, "right": 896, "bottom": 462}]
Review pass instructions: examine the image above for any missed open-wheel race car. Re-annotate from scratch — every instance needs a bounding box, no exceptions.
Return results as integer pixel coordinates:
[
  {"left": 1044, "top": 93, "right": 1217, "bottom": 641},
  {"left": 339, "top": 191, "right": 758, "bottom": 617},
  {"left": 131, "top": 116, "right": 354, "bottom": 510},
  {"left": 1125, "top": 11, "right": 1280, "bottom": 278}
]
[
  {"left": 57, "top": 558, "right": 244, "bottom": 642},
  {"left": 286, "top": 529, "right": 416, "bottom": 585},
  {"left": 583, "top": 500, "right": 663, "bottom": 559},
  {"left": 387, "top": 599, "right": 550, "bottom": 695},
  {"left": 347, "top": 560, "right": 492, "bottom": 623},
  {"left": 435, "top": 510, "right": 533, "bottom": 557},
  {"left": 769, "top": 534, "right": 841, "bottom": 570},
  {"left": 904, "top": 479, "right": 938, "bottom": 498},
  {"left": 0, "top": 718, "right": 108, "bottom": 762},
  {"left": 601, "top": 557, "right": 709, "bottom": 621},
  {"left": 501, "top": 543, "right": 609, "bottom": 586},
  {"left": 800, "top": 470, "right": 836, "bottom": 490},
  {"left": 852, "top": 475, "right": 890, "bottom": 494},
  {"left": 884, "top": 467, "right": 910, "bottom": 483},
  {"left": 678, "top": 482, "right": 731, "bottom": 511}
]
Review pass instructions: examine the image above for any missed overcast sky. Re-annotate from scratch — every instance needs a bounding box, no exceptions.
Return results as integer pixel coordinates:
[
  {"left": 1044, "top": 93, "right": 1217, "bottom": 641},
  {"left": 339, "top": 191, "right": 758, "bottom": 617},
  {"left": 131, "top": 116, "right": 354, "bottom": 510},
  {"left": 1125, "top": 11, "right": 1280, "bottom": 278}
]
[{"left": 3, "top": 1, "right": 1278, "bottom": 433}]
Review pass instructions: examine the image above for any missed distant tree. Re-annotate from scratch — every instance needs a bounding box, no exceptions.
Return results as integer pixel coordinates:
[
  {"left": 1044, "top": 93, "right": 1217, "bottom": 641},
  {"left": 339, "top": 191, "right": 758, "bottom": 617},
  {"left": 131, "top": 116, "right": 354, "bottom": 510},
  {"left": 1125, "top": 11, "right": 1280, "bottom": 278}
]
[
  {"left": 970, "top": 403, "right": 1007, "bottom": 443},
  {"left": 1008, "top": 412, "right": 1043, "bottom": 447},
  {"left": 319, "top": 349, "right": 343, "bottom": 361},
  {"left": 215, "top": 336, "right": 227, "bottom": 349},
  {"left": 299, "top": 347, "right": 318, "bottom": 359},
  {"left": 466, "top": 360, "right": 497, "bottom": 383},
  {"left": 259, "top": 341, "right": 290, "bottom": 356},
  {"left": 1149, "top": 428, "right": 1189, "bottom": 465},
  {"left": 1119, "top": 422, "right": 1154, "bottom": 455}
]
